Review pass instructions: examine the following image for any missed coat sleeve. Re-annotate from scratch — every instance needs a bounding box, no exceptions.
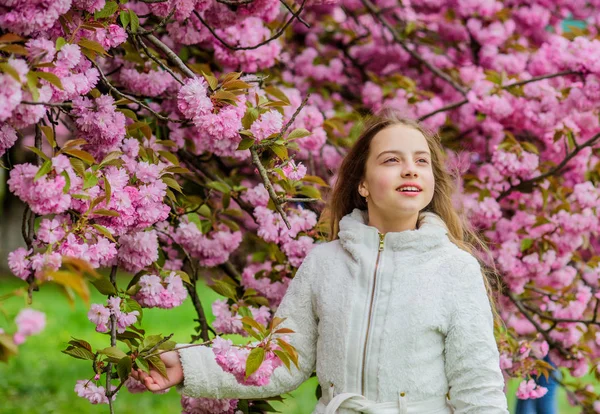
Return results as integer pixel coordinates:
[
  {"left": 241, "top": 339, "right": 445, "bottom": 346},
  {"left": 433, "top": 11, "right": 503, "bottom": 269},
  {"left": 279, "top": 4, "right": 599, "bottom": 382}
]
[
  {"left": 175, "top": 248, "right": 319, "bottom": 399},
  {"left": 444, "top": 257, "right": 509, "bottom": 414}
]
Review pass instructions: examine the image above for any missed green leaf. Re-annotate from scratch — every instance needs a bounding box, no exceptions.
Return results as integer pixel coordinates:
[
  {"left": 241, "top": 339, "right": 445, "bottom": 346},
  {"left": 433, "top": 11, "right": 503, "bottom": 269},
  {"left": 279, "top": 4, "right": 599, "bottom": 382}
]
[
  {"left": 520, "top": 238, "right": 533, "bottom": 252},
  {"left": 78, "top": 38, "right": 109, "bottom": 56},
  {"left": 34, "top": 160, "right": 53, "bottom": 181},
  {"left": 62, "top": 346, "right": 95, "bottom": 360},
  {"left": 0, "top": 333, "right": 18, "bottom": 362},
  {"left": 40, "top": 125, "right": 56, "bottom": 148},
  {"left": 271, "top": 144, "right": 288, "bottom": 160},
  {"left": 26, "top": 72, "right": 39, "bottom": 101},
  {"left": 83, "top": 172, "right": 99, "bottom": 190},
  {"left": 298, "top": 185, "right": 321, "bottom": 199},
  {"left": 55, "top": 37, "right": 67, "bottom": 51},
  {"left": 136, "top": 354, "right": 149, "bottom": 373},
  {"left": 63, "top": 148, "right": 96, "bottom": 164},
  {"left": 301, "top": 175, "right": 329, "bottom": 187},
  {"left": 92, "top": 224, "right": 116, "bottom": 242},
  {"left": 99, "top": 346, "right": 127, "bottom": 361},
  {"left": 92, "top": 209, "right": 120, "bottom": 217},
  {"left": 201, "top": 71, "right": 218, "bottom": 90},
  {"left": 245, "top": 347, "right": 265, "bottom": 378},
  {"left": 198, "top": 204, "right": 211, "bottom": 217},
  {"left": 103, "top": 176, "right": 112, "bottom": 205},
  {"left": 162, "top": 176, "right": 183, "bottom": 194},
  {"left": 241, "top": 316, "right": 266, "bottom": 334},
  {"left": 147, "top": 355, "right": 168, "bottom": 378},
  {"left": 119, "top": 10, "right": 131, "bottom": 29},
  {"left": 276, "top": 338, "right": 298, "bottom": 368},
  {"left": 36, "top": 71, "right": 63, "bottom": 90},
  {"left": 141, "top": 335, "right": 162, "bottom": 352},
  {"left": 207, "top": 181, "right": 230, "bottom": 194},
  {"left": 70, "top": 157, "right": 86, "bottom": 177},
  {"left": 69, "top": 338, "right": 93, "bottom": 352},
  {"left": 264, "top": 86, "right": 290, "bottom": 105},
  {"left": 94, "top": 1, "right": 118, "bottom": 19},
  {"left": 129, "top": 10, "right": 140, "bottom": 33},
  {"left": 0, "top": 62, "right": 20, "bottom": 82},
  {"left": 209, "top": 279, "right": 238, "bottom": 301},
  {"left": 117, "top": 356, "right": 132, "bottom": 381},
  {"left": 26, "top": 146, "right": 49, "bottom": 162},
  {"left": 273, "top": 349, "right": 291, "bottom": 370},
  {"left": 91, "top": 277, "right": 117, "bottom": 295},
  {"left": 158, "top": 150, "right": 180, "bottom": 166},
  {"left": 237, "top": 137, "right": 255, "bottom": 150},
  {"left": 241, "top": 108, "right": 259, "bottom": 130},
  {"left": 286, "top": 128, "right": 311, "bottom": 141}
]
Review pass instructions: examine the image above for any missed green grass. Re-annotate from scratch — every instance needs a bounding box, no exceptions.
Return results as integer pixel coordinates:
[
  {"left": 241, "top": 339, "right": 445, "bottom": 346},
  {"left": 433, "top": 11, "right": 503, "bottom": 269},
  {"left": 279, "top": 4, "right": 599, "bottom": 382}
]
[{"left": 0, "top": 276, "right": 592, "bottom": 413}]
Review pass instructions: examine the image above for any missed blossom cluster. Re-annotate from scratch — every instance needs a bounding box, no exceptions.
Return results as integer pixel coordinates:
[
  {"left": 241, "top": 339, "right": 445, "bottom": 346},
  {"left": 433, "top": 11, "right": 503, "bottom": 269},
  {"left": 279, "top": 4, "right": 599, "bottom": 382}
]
[
  {"left": 87, "top": 296, "right": 139, "bottom": 334},
  {"left": 212, "top": 336, "right": 283, "bottom": 386},
  {"left": 133, "top": 272, "right": 188, "bottom": 309}
]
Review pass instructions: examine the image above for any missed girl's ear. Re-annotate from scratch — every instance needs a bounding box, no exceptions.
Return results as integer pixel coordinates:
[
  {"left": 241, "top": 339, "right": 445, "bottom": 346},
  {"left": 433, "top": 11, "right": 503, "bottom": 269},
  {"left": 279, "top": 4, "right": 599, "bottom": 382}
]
[{"left": 358, "top": 181, "right": 369, "bottom": 198}]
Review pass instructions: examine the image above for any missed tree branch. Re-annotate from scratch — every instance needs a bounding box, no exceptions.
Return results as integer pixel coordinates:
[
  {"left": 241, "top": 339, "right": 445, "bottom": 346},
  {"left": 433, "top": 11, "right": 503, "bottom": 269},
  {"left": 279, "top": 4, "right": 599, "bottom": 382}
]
[
  {"left": 418, "top": 70, "right": 582, "bottom": 121},
  {"left": 250, "top": 146, "right": 291, "bottom": 229},
  {"left": 361, "top": 0, "right": 467, "bottom": 97},
  {"left": 497, "top": 131, "right": 600, "bottom": 201},
  {"left": 144, "top": 34, "right": 196, "bottom": 79},
  {"left": 503, "top": 70, "right": 581, "bottom": 89},
  {"left": 508, "top": 293, "right": 571, "bottom": 360},
  {"left": 193, "top": 0, "right": 307, "bottom": 51},
  {"left": 136, "top": 7, "right": 176, "bottom": 35},
  {"left": 89, "top": 59, "right": 182, "bottom": 123},
  {"left": 176, "top": 150, "right": 258, "bottom": 221},
  {"left": 134, "top": 35, "right": 184, "bottom": 85},
  {"left": 21, "top": 100, "right": 71, "bottom": 108},
  {"left": 106, "top": 265, "right": 118, "bottom": 411}
]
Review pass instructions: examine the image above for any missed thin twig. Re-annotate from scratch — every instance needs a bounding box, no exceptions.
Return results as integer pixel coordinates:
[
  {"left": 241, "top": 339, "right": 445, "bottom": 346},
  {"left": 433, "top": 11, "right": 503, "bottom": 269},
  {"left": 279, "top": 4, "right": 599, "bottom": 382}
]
[
  {"left": 256, "top": 94, "right": 310, "bottom": 148},
  {"left": 250, "top": 146, "right": 291, "bottom": 229},
  {"left": 106, "top": 265, "right": 118, "bottom": 411},
  {"left": 418, "top": 70, "right": 581, "bottom": 121},
  {"left": 193, "top": 0, "right": 307, "bottom": 51},
  {"left": 89, "top": 59, "right": 182, "bottom": 123},
  {"left": 503, "top": 70, "right": 580, "bottom": 89},
  {"left": 136, "top": 7, "right": 176, "bottom": 35},
  {"left": 419, "top": 99, "right": 468, "bottom": 121},
  {"left": 21, "top": 101, "right": 71, "bottom": 108},
  {"left": 176, "top": 150, "right": 257, "bottom": 220},
  {"left": 134, "top": 35, "right": 184, "bottom": 85},
  {"left": 508, "top": 293, "right": 571, "bottom": 359},
  {"left": 143, "top": 340, "right": 211, "bottom": 359},
  {"left": 144, "top": 34, "right": 196, "bottom": 79},
  {"left": 279, "top": 0, "right": 310, "bottom": 28},
  {"left": 521, "top": 302, "right": 600, "bottom": 326},
  {"left": 145, "top": 333, "right": 174, "bottom": 356},
  {"left": 279, "top": 197, "right": 320, "bottom": 204},
  {"left": 216, "top": 0, "right": 254, "bottom": 4}
]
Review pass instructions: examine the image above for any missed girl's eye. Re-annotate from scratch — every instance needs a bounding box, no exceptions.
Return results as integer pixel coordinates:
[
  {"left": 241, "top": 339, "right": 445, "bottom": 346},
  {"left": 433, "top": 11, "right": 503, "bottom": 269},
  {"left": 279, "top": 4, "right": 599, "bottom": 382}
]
[
  {"left": 384, "top": 157, "right": 398, "bottom": 163},
  {"left": 418, "top": 158, "right": 429, "bottom": 164}
]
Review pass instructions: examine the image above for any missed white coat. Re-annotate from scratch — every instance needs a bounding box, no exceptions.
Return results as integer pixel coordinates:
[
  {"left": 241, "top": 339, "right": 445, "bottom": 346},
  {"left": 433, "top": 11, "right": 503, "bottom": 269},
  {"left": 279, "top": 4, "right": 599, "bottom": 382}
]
[{"left": 176, "top": 208, "right": 509, "bottom": 413}]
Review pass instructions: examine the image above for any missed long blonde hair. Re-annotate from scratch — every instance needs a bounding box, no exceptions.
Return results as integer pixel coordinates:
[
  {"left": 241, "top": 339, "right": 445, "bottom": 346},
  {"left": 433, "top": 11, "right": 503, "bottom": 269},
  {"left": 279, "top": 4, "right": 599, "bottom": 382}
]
[{"left": 320, "top": 109, "right": 502, "bottom": 323}]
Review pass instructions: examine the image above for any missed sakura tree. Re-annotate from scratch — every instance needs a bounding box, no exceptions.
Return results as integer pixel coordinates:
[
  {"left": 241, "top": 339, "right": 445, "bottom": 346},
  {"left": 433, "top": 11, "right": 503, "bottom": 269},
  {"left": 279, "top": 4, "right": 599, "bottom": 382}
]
[{"left": 1, "top": 0, "right": 600, "bottom": 412}]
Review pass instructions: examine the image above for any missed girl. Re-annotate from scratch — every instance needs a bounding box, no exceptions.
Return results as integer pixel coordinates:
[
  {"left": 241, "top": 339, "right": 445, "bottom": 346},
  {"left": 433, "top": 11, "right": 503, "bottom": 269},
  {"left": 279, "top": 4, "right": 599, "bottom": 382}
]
[{"left": 132, "top": 109, "right": 509, "bottom": 413}]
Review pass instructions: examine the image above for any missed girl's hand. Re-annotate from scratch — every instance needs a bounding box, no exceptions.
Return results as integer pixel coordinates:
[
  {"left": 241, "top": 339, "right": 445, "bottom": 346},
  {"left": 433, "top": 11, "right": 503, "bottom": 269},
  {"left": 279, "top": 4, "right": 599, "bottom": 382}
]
[{"left": 130, "top": 350, "right": 184, "bottom": 392}]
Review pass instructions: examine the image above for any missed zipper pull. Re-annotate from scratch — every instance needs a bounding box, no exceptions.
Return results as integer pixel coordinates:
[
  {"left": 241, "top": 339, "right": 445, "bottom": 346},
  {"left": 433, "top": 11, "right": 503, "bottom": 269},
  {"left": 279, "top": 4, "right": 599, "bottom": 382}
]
[{"left": 378, "top": 232, "right": 385, "bottom": 251}]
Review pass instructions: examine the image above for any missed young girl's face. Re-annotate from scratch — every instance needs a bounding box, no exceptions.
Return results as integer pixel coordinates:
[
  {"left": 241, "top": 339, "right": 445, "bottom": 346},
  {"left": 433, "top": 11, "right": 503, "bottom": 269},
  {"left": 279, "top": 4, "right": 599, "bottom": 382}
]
[{"left": 358, "top": 124, "right": 435, "bottom": 221}]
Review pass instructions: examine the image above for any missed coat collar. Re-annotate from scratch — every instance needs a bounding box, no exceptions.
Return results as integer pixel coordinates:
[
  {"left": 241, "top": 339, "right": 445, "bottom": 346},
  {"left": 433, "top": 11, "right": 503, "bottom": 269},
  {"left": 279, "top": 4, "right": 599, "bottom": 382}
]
[{"left": 338, "top": 208, "right": 450, "bottom": 258}]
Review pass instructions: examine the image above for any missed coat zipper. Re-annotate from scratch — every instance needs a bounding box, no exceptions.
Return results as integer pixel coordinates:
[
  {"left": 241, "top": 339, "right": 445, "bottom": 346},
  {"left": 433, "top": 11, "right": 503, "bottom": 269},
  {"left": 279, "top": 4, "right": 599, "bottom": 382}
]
[{"left": 361, "top": 232, "right": 385, "bottom": 396}]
